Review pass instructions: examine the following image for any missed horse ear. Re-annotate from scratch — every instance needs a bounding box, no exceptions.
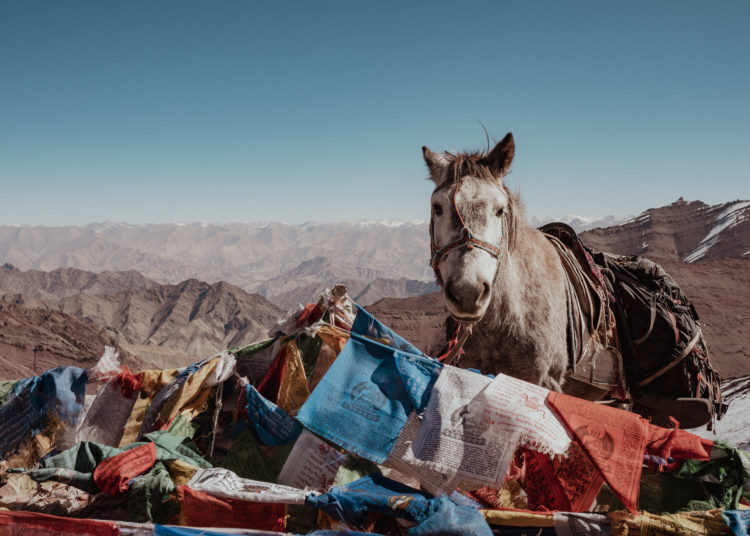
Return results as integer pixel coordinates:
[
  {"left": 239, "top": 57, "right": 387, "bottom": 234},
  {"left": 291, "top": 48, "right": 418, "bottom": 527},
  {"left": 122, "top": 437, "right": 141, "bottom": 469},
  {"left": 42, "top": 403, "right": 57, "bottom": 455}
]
[
  {"left": 422, "top": 146, "right": 449, "bottom": 184},
  {"left": 483, "top": 132, "right": 515, "bottom": 177}
]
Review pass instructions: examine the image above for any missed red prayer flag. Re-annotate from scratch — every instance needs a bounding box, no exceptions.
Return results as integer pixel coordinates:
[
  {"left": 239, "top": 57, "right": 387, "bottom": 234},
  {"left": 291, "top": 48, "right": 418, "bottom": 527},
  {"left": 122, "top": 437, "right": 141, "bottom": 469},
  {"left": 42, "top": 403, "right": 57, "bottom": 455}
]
[
  {"left": 93, "top": 442, "right": 157, "bottom": 495},
  {"left": 0, "top": 510, "right": 117, "bottom": 535},
  {"left": 177, "top": 485, "right": 287, "bottom": 531},
  {"left": 295, "top": 303, "right": 323, "bottom": 328},
  {"left": 646, "top": 421, "right": 713, "bottom": 465},
  {"left": 256, "top": 346, "right": 287, "bottom": 403},
  {"left": 547, "top": 391, "right": 648, "bottom": 513},
  {"left": 523, "top": 442, "right": 604, "bottom": 512}
]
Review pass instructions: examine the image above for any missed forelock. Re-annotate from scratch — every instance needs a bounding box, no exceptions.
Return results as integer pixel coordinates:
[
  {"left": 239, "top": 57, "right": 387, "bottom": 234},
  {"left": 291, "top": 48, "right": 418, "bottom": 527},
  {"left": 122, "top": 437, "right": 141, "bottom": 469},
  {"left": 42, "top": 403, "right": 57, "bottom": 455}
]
[{"left": 434, "top": 152, "right": 496, "bottom": 192}]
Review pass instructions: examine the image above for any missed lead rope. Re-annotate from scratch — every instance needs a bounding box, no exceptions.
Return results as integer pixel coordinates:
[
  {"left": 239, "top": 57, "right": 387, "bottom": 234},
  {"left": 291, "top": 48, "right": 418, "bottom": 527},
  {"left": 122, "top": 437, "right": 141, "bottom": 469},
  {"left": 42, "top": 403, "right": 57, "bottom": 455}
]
[{"left": 442, "top": 322, "right": 474, "bottom": 366}]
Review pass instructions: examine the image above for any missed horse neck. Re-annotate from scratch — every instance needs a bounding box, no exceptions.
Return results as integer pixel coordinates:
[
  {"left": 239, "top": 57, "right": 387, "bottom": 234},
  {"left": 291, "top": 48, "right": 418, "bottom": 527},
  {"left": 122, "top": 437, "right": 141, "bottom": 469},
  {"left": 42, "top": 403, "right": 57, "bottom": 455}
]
[{"left": 484, "top": 223, "right": 563, "bottom": 331}]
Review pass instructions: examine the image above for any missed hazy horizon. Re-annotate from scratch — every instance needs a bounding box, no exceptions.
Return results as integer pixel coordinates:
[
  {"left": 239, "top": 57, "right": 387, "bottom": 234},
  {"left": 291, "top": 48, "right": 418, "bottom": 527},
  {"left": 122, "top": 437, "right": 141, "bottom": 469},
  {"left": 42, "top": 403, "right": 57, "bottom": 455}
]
[{"left": 4, "top": 196, "right": 745, "bottom": 229}]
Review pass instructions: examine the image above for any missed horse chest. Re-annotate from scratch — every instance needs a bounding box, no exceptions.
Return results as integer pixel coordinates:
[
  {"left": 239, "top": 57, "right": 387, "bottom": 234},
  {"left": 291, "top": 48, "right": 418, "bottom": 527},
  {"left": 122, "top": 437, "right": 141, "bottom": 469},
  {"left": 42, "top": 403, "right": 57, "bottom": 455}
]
[{"left": 461, "top": 329, "right": 557, "bottom": 386}]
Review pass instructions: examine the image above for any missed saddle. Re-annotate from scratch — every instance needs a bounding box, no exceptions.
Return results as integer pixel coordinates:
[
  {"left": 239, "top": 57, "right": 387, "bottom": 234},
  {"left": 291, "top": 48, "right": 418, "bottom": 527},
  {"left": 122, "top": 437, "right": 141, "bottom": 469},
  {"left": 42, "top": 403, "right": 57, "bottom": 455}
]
[
  {"left": 541, "top": 223, "right": 725, "bottom": 428},
  {"left": 540, "top": 223, "right": 626, "bottom": 400}
]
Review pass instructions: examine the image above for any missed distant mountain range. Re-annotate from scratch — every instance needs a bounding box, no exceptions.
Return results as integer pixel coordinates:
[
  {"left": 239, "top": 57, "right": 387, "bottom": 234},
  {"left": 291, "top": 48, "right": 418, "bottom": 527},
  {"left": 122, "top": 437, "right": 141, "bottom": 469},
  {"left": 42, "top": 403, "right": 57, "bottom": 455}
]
[
  {"left": 0, "top": 221, "right": 434, "bottom": 309},
  {"left": 0, "top": 198, "right": 747, "bottom": 378},
  {"left": 0, "top": 214, "right": 628, "bottom": 310}
]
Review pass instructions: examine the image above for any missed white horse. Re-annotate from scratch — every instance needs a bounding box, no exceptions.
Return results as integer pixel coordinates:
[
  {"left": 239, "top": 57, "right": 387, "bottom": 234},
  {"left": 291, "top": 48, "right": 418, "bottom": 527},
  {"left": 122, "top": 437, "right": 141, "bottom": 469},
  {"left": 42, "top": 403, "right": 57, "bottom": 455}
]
[{"left": 424, "top": 133, "right": 617, "bottom": 400}]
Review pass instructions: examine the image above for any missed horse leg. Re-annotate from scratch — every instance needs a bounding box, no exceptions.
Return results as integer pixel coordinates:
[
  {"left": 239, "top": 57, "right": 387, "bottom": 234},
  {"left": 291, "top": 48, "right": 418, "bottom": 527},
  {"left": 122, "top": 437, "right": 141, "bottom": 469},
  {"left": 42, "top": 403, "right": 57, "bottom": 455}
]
[{"left": 540, "top": 375, "right": 564, "bottom": 393}]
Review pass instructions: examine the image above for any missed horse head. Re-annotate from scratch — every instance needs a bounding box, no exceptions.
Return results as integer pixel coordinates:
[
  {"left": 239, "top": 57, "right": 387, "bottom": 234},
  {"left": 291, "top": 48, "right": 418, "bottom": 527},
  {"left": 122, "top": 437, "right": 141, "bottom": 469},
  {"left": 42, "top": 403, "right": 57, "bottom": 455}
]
[{"left": 423, "top": 133, "right": 518, "bottom": 322}]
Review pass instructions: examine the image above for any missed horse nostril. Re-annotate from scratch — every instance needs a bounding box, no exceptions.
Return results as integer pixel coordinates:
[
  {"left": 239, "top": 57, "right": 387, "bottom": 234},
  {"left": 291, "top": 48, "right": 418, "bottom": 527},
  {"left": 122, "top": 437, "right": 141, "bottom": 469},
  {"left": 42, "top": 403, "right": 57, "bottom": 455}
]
[
  {"left": 445, "top": 281, "right": 459, "bottom": 304},
  {"left": 480, "top": 281, "right": 491, "bottom": 302}
]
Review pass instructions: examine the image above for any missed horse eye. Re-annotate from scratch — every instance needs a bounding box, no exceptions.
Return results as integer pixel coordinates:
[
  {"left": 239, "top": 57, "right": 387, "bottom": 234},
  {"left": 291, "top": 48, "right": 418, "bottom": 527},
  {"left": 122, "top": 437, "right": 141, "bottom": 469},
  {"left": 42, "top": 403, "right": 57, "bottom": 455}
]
[
  {"left": 432, "top": 204, "right": 443, "bottom": 217},
  {"left": 496, "top": 208, "right": 505, "bottom": 217}
]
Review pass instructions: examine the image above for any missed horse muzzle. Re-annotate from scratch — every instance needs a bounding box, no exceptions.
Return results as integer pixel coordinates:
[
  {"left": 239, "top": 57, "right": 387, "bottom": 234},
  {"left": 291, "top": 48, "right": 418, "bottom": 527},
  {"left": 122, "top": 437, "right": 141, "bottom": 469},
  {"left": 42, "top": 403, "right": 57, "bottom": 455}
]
[{"left": 444, "top": 276, "right": 492, "bottom": 321}]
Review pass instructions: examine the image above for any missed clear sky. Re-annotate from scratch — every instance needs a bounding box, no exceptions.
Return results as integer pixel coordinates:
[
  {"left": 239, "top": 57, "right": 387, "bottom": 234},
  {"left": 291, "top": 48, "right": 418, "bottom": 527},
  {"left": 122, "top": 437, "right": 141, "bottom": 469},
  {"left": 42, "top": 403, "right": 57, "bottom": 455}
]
[{"left": 1, "top": 1, "right": 748, "bottom": 225}]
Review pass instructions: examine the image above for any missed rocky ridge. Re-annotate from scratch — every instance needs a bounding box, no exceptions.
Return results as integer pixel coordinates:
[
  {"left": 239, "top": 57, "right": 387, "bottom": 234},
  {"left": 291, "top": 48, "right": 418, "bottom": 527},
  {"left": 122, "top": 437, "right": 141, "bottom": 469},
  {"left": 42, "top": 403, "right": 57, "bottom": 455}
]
[
  {"left": 0, "top": 266, "right": 284, "bottom": 377},
  {"left": 0, "top": 303, "right": 145, "bottom": 378},
  {"left": 581, "top": 198, "right": 750, "bottom": 263}
]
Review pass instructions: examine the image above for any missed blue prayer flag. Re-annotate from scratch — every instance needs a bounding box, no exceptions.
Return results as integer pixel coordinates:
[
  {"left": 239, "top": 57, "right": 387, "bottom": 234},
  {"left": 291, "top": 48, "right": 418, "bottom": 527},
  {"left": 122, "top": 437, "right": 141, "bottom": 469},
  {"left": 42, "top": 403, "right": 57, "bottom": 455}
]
[
  {"left": 245, "top": 384, "right": 302, "bottom": 446},
  {"left": 352, "top": 306, "right": 424, "bottom": 356},
  {"left": 297, "top": 333, "right": 422, "bottom": 463}
]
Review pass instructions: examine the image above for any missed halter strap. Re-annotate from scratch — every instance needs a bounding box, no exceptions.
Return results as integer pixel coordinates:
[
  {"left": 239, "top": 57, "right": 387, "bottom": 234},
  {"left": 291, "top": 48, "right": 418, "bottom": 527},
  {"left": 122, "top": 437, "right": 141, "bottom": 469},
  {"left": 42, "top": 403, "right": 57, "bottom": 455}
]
[{"left": 430, "top": 178, "right": 505, "bottom": 284}]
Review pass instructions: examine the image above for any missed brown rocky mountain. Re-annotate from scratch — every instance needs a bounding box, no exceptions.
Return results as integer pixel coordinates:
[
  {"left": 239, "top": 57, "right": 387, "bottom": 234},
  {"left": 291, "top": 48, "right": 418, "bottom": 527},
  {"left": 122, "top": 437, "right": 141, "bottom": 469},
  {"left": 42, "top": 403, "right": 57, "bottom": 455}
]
[
  {"left": 367, "top": 292, "right": 449, "bottom": 357},
  {"left": 657, "top": 258, "right": 750, "bottom": 379},
  {"left": 581, "top": 198, "right": 750, "bottom": 262},
  {"left": 1, "top": 272, "right": 284, "bottom": 376},
  {"left": 0, "top": 263, "right": 158, "bottom": 300},
  {"left": 353, "top": 278, "right": 438, "bottom": 307},
  {"left": 0, "top": 303, "right": 146, "bottom": 379}
]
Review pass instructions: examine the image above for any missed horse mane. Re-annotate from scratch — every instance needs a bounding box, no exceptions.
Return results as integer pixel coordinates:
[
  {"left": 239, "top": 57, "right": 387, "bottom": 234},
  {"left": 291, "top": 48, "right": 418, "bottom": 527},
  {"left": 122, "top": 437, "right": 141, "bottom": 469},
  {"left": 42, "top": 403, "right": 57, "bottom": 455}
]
[{"left": 439, "top": 151, "right": 525, "bottom": 253}]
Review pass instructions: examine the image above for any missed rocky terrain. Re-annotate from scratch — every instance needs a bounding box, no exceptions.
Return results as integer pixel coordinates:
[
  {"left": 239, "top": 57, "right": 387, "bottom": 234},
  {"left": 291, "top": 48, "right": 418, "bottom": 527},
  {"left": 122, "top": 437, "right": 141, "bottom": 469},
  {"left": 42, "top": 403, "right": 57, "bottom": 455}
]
[
  {"left": 657, "top": 258, "right": 750, "bottom": 378},
  {"left": 581, "top": 198, "right": 750, "bottom": 263},
  {"left": 0, "top": 263, "right": 158, "bottom": 299},
  {"left": 367, "top": 292, "right": 450, "bottom": 357},
  {"left": 0, "top": 303, "right": 146, "bottom": 377},
  {"left": 0, "top": 266, "right": 284, "bottom": 377}
]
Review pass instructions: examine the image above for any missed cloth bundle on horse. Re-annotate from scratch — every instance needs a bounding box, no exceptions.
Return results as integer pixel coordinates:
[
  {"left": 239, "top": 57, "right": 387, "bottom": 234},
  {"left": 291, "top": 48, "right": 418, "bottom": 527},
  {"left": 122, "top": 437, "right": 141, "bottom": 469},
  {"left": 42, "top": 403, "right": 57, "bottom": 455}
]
[{"left": 423, "top": 133, "right": 726, "bottom": 429}]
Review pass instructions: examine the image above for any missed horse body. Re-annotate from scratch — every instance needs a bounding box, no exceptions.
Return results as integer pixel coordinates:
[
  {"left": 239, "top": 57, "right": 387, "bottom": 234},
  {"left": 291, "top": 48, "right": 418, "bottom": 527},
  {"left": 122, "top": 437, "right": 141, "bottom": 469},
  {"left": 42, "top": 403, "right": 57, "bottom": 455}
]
[
  {"left": 424, "top": 133, "right": 605, "bottom": 398},
  {"left": 460, "top": 222, "right": 569, "bottom": 391}
]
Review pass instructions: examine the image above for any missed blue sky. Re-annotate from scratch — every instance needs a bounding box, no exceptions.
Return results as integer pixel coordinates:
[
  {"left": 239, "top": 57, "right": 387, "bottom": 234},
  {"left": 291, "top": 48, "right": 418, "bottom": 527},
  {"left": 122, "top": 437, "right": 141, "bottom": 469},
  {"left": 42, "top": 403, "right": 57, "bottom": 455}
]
[{"left": 1, "top": 1, "right": 748, "bottom": 225}]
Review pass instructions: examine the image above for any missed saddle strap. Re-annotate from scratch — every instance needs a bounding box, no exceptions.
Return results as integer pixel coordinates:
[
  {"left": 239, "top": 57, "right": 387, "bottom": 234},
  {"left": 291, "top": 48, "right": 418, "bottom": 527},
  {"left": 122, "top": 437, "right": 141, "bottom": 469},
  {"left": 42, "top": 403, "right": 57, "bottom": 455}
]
[
  {"left": 633, "top": 294, "right": 658, "bottom": 345},
  {"left": 546, "top": 235, "right": 602, "bottom": 333},
  {"left": 636, "top": 327, "right": 702, "bottom": 388}
]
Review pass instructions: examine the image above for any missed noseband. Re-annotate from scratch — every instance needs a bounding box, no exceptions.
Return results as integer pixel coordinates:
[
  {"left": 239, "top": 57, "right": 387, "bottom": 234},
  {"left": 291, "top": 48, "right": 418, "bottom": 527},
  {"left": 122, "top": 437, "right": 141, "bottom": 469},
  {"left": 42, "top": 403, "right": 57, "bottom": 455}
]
[{"left": 429, "top": 178, "right": 505, "bottom": 287}]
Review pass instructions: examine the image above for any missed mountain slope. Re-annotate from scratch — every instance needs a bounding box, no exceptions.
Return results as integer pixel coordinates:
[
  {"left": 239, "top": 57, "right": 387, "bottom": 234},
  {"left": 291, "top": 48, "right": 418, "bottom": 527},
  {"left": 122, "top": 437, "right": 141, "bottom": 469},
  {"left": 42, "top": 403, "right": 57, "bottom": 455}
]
[
  {"left": 0, "top": 263, "right": 157, "bottom": 300},
  {"left": 366, "top": 292, "right": 449, "bottom": 357},
  {"left": 0, "top": 265, "right": 286, "bottom": 364},
  {"left": 354, "top": 278, "right": 438, "bottom": 307},
  {"left": 47, "top": 279, "right": 284, "bottom": 359},
  {"left": 658, "top": 258, "right": 750, "bottom": 378},
  {"left": 0, "top": 303, "right": 144, "bottom": 378},
  {"left": 581, "top": 198, "right": 750, "bottom": 262}
]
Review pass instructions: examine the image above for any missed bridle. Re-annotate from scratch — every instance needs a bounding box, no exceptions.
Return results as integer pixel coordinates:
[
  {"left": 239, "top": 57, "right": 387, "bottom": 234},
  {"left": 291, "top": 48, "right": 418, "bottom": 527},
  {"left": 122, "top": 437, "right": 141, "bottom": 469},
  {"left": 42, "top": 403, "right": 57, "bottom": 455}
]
[{"left": 429, "top": 177, "right": 506, "bottom": 287}]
